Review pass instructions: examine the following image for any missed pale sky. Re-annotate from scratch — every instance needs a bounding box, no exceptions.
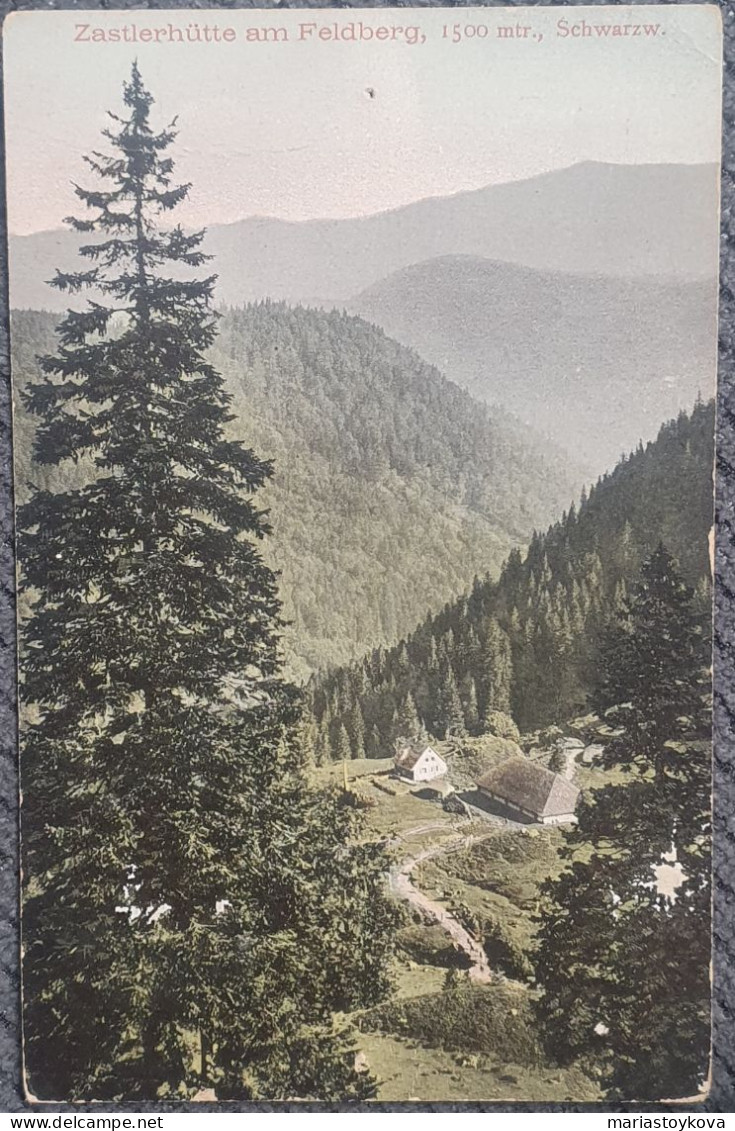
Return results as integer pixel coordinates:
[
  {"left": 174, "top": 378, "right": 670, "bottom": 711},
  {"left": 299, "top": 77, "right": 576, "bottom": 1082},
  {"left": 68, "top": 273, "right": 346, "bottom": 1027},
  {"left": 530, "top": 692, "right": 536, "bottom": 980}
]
[{"left": 3, "top": 6, "right": 723, "bottom": 235}]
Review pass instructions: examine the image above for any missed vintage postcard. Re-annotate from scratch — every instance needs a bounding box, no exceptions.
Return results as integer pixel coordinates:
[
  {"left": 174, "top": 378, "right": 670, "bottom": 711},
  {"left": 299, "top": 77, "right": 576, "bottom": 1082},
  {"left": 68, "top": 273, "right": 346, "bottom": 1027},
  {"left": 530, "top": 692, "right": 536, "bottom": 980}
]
[{"left": 4, "top": 6, "right": 721, "bottom": 1102}]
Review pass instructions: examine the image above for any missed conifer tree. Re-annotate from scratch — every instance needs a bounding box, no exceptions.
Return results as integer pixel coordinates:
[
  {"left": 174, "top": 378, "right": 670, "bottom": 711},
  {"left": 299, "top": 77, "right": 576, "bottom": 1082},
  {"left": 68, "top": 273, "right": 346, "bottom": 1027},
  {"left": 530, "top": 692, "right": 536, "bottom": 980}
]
[
  {"left": 462, "top": 676, "right": 479, "bottom": 734},
  {"left": 348, "top": 702, "right": 366, "bottom": 760},
  {"left": 296, "top": 714, "right": 318, "bottom": 765},
  {"left": 437, "top": 660, "right": 466, "bottom": 738},
  {"left": 534, "top": 546, "right": 711, "bottom": 1099},
  {"left": 19, "top": 65, "right": 396, "bottom": 1101},
  {"left": 367, "top": 724, "right": 382, "bottom": 759},
  {"left": 395, "top": 690, "right": 421, "bottom": 740},
  {"left": 479, "top": 617, "right": 513, "bottom": 719},
  {"left": 334, "top": 721, "right": 353, "bottom": 762}
]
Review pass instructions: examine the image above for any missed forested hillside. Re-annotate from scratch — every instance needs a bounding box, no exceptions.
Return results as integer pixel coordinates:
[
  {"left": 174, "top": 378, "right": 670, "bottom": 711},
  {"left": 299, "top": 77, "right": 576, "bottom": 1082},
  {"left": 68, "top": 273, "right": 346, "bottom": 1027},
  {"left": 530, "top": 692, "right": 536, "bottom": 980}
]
[
  {"left": 310, "top": 401, "right": 713, "bottom": 758},
  {"left": 11, "top": 304, "right": 579, "bottom": 675},
  {"left": 348, "top": 255, "right": 716, "bottom": 473}
]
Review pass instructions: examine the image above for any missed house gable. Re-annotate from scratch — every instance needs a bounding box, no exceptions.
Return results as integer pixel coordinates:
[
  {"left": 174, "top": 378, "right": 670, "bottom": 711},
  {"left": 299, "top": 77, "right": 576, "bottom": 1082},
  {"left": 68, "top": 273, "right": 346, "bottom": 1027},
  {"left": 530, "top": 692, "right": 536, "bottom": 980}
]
[
  {"left": 412, "top": 748, "right": 447, "bottom": 779},
  {"left": 394, "top": 743, "right": 447, "bottom": 780}
]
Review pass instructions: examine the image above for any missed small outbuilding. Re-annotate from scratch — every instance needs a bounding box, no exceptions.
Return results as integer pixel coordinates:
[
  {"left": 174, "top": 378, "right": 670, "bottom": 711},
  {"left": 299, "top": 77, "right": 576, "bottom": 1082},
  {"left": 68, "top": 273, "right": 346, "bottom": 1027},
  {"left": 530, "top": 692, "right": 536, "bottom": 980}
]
[
  {"left": 476, "top": 757, "right": 579, "bottom": 825},
  {"left": 394, "top": 742, "right": 448, "bottom": 783}
]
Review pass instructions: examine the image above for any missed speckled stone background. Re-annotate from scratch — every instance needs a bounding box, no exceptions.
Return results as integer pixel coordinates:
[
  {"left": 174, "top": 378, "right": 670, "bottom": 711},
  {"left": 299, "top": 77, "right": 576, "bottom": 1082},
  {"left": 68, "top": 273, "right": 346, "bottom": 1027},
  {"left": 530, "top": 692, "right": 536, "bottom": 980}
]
[{"left": 0, "top": 0, "right": 732, "bottom": 1112}]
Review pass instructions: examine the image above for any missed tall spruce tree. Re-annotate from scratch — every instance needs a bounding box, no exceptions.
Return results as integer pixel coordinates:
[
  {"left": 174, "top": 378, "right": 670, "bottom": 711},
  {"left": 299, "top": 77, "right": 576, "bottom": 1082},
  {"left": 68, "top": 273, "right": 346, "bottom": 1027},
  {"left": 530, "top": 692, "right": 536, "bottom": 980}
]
[
  {"left": 437, "top": 660, "right": 466, "bottom": 738},
  {"left": 534, "top": 546, "right": 711, "bottom": 1099},
  {"left": 19, "top": 65, "right": 397, "bottom": 1101},
  {"left": 394, "top": 690, "right": 421, "bottom": 741}
]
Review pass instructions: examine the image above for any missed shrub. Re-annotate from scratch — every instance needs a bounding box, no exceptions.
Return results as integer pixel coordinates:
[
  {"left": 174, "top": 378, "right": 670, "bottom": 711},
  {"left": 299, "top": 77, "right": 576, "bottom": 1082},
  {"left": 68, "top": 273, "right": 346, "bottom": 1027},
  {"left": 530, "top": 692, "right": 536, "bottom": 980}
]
[
  {"left": 397, "top": 924, "right": 468, "bottom": 969},
  {"left": 483, "top": 918, "right": 535, "bottom": 982},
  {"left": 483, "top": 711, "right": 521, "bottom": 743},
  {"left": 538, "top": 725, "right": 565, "bottom": 747},
  {"left": 359, "top": 982, "right": 541, "bottom": 1066},
  {"left": 548, "top": 748, "right": 566, "bottom": 774},
  {"left": 450, "top": 734, "right": 524, "bottom": 784},
  {"left": 452, "top": 900, "right": 481, "bottom": 937}
]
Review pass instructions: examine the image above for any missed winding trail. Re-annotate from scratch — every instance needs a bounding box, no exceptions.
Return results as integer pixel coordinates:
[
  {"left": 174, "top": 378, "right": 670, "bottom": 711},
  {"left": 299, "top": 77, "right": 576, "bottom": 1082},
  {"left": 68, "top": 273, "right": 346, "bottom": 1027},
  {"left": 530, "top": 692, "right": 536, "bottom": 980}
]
[
  {"left": 388, "top": 747, "right": 588, "bottom": 988},
  {"left": 390, "top": 831, "right": 495, "bottom": 983}
]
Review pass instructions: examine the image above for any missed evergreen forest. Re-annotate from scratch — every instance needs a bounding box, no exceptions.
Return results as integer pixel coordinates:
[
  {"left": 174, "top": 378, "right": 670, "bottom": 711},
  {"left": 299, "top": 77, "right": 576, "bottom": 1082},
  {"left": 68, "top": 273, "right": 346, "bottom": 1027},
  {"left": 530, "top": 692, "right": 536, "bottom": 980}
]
[
  {"left": 309, "top": 401, "right": 713, "bottom": 760},
  {"left": 11, "top": 303, "right": 579, "bottom": 677}
]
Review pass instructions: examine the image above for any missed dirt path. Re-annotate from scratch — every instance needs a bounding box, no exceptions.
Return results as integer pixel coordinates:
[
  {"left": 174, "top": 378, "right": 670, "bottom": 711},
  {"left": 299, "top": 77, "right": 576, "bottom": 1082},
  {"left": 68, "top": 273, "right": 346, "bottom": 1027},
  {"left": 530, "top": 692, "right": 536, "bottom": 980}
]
[
  {"left": 396, "top": 822, "right": 452, "bottom": 839},
  {"left": 390, "top": 834, "right": 495, "bottom": 983}
]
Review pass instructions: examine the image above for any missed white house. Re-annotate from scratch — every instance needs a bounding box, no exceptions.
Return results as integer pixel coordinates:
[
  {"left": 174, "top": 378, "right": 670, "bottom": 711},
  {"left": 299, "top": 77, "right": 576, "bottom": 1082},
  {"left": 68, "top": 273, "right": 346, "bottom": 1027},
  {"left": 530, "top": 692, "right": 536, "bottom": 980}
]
[{"left": 394, "top": 741, "right": 447, "bottom": 783}]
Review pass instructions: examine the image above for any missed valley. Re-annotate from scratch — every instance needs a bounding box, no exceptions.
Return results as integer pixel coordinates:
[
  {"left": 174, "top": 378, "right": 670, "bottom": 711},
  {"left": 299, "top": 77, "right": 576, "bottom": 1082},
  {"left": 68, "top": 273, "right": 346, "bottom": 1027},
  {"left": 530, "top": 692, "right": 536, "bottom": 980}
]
[
  {"left": 310, "top": 401, "right": 714, "bottom": 760},
  {"left": 346, "top": 256, "right": 716, "bottom": 473},
  {"left": 10, "top": 162, "right": 718, "bottom": 476},
  {"left": 12, "top": 304, "right": 580, "bottom": 677},
  {"left": 300, "top": 397, "right": 712, "bottom": 1100},
  {"left": 11, "top": 236, "right": 716, "bottom": 1103},
  {"left": 12, "top": 313, "right": 714, "bottom": 1103}
]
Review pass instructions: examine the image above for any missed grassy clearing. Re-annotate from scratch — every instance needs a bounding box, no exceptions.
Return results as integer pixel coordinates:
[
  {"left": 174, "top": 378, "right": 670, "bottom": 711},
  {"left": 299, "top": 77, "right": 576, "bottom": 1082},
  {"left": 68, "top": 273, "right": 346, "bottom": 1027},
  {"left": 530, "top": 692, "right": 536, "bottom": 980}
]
[
  {"left": 329, "top": 752, "right": 620, "bottom": 1100},
  {"left": 312, "top": 757, "right": 460, "bottom": 843},
  {"left": 353, "top": 985, "right": 600, "bottom": 1102},
  {"left": 416, "top": 826, "right": 564, "bottom": 964},
  {"left": 350, "top": 925, "right": 600, "bottom": 1101},
  {"left": 392, "top": 961, "right": 449, "bottom": 1000},
  {"left": 360, "top": 784, "right": 458, "bottom": 842},
  {"left": 356, "top": 1030, "right": 600, "bottom": 1101},
  {"left": 574, "top": 761, "right": 635, "bottom": 792},
  {"left": 364, "top": 790, "right": 455, "bottom": 839},
  {"left": 311, "top": 757, "right": 394, "bottom": 786}
]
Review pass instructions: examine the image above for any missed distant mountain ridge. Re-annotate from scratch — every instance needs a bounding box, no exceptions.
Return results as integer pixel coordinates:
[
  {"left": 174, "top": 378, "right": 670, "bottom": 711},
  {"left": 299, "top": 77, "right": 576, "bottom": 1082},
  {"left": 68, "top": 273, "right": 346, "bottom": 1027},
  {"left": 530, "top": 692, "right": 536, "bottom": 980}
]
[
  {"left": 9, "top": 162, "right": 718, "bottom": 312},
  {"left": 346, "top": 255, "right": 717, "bottom": 474},
  {"left": 12, "top": 304, "right": 581, "bottom": 677}
]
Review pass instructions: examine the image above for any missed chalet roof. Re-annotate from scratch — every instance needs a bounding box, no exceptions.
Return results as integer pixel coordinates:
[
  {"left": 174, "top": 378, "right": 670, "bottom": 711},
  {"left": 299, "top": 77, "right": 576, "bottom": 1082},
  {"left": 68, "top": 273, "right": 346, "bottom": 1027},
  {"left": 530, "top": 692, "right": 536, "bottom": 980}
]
[
  {"left": 395, "top": 743, "right": 437, "bottom": 771},
  {"left": 476, "top": 757, "right": 579, "bottom": 818}
]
